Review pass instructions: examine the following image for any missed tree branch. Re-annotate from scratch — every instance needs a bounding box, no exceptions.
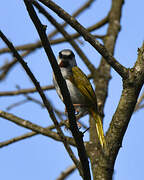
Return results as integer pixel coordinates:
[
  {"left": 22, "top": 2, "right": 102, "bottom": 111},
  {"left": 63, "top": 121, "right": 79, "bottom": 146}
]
[
  {"left": 33, "top": 1, "right": 95, "bottom": 73},
  {"left": 0, "top": 85, "right": 54, "bottom": 96},
  {"left": 0, "top": 111, "right": 75, "bottom": 148},
  {"left": 0, "top": 16, "right": 108, "bottom": 54},
  {"left": 56, "top": 164, "right": 76, "bottom": 180},
  {"left": 0, "top": 29, "right": 82, "bottom": 176},
  {"left": 0, "top": 50, "right": 31, "bottom": 80},
  {"left": 134, "top": 91, "right": 144, "bottom": 112},
  {"left": 94, "top": 0, "right": 124, "bottom": 114},
  {"left": 48, "top": 0, "right": 95, "bottom": 39},
  {"left": 38, "top": 0, "right": 128, "bottom": 79},
  {"left": 0, "top": 2, "right": 91, "bottom": 178},
  {"left": 96, "top": 43, "right": 144, "bottom": 180},
  {"left": 22, "top": 1, "right": 91, "bottom": 179}
]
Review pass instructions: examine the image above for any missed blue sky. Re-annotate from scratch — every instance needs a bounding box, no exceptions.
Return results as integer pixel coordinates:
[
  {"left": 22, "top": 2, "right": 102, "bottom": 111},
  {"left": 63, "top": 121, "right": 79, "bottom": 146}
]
[{"left": 0, "top": 0, "right": 144, "bottom": 179}]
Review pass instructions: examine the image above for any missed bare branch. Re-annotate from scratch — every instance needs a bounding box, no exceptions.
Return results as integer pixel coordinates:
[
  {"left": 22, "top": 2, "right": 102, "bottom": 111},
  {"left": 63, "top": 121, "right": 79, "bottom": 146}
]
[
  {"left": 38, "top": 0, "right": 128, "bottom": 79},
  {"left": 56, "top": 164, "right": 76, "bottom": 180},
  {"left": 94, "top": 0, "right": 124, "bottom": 114},
  {"left": 134, "top": 104, "right": 144, "bottom": 112},
  {"left": 134, "top": 91, "right": 144, "bottom": 112},
  {"left": 96, "top": 43, "right": 144, "bottom": 179},
  {"left": 48, "top": 0, "right": 95, "bottom": 39},
  {"left": 0, "top": 73, "right": 92, "bottom": 97},
  {"left": 33, "top": 1, "right": 96, "bottom": 73},
  {"left": 0, "top": 16, "right": 108, "bottom": 54},
  {"left": 23, "top": 1, "right": 91, "bottom": 179},
  {"left": 0, "top": 85, "right": 54, "bottom": 96},
  {"left": 6, "top": 99, "right": 28, "bottom": 110},
  {"left": 0, "top": 111, "right": 75, "bottom": 148},
  {"left": 0, "top": 28, "right": 82, "bottom": 176},
  {"left": 0, "top": 1, "right": 92, "bottom": 177},
  {"left": 0, "top": 50, "right": 31, "bottom": 80}
]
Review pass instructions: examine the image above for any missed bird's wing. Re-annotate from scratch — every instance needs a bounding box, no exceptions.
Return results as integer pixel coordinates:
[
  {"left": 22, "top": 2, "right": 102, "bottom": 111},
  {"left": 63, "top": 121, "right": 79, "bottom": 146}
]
[{"left": 69, "top": 66, "right": 97, "bottom": 106}]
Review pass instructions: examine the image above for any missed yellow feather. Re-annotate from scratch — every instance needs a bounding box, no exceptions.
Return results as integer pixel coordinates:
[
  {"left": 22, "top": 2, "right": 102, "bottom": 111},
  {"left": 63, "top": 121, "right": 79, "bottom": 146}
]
[
  {"left": 70, "top": 66, "right": 106, "bottom": 148},
  {"left": 71, "top": 66, "right": 97, "bottom": 106},
  {"left": 90, "top": 109, "right": 106, "bottom": 148}
]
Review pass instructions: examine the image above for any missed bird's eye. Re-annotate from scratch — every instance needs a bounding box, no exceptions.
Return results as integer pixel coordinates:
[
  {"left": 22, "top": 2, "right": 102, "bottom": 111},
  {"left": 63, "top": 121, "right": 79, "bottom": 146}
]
[
  {"left": 68, "top": 52, "right": 75, "bottom": 59},
  {"left": 59, "top": 52, "right": 63, "bottom": 58}
]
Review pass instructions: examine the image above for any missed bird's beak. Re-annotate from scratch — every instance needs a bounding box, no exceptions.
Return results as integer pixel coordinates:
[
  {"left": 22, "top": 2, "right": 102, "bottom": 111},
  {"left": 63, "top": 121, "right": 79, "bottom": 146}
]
[{"left": 59, "top": 60, "right": 69, "bottom": 68}]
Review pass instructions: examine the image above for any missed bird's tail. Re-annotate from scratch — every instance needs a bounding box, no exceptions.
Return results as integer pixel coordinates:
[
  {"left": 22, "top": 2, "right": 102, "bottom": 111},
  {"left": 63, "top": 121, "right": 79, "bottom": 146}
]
[{"left": 90, "top": 109, "right": 106, "bottom": 148}]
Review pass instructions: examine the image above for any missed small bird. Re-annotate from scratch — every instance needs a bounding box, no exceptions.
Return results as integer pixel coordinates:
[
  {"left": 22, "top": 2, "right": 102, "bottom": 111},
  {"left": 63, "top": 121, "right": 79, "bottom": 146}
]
[{"left": 53, "top": 49, "right": 106, "bottom": 148}]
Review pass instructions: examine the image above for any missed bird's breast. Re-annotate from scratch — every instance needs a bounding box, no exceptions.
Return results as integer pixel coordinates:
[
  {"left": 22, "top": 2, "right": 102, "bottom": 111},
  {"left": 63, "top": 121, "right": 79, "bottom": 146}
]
[{"left": 65, "top": 79, "right": 86, "bottom": 104}]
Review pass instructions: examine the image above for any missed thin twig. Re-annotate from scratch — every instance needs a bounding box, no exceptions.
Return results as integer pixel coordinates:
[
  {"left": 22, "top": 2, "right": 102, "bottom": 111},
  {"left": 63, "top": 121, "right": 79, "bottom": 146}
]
[
  {"left": 0, "top": 85, "right": 54, "bottom": 96},
  {"left": 56, "top": 164, "right": 76, "bottom": 180},
  {"left": 15, "top": 87, "right": 65, "bottom": 119},
  {"left": 48, "top": 0, "right": 95, "bottom": 39},
  {"left": 134, "top": 92, "right": 144, "bottom": 112},
  {"left": 0, "top": 50, "right": 31, "bottom": 80},
  {"left": 6, "top": 99, "right": 29, "bottom": 110},
  {"left": 0, "top": 74, "right": 92, "bottom": 97},
  {"left": 0, "top": 16, "right": 108, "bottom": 54},
  {"left": 5, "top": 84, "right": 65, "bottom": 120},
  {"left": 23, "top": 94, "right": 65, "bottom": 120}
]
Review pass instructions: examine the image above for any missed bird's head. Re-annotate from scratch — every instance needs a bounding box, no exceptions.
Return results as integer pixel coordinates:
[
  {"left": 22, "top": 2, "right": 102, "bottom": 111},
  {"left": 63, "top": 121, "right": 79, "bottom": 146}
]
[{"left": 58, "top": 49, "right": 77, "bottom": 69}]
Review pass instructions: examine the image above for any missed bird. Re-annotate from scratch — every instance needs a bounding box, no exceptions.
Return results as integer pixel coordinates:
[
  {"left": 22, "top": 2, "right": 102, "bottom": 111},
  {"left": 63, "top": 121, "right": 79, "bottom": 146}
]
[{"left": 53, "top": 49, "right": 106, "bottom": 148}]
